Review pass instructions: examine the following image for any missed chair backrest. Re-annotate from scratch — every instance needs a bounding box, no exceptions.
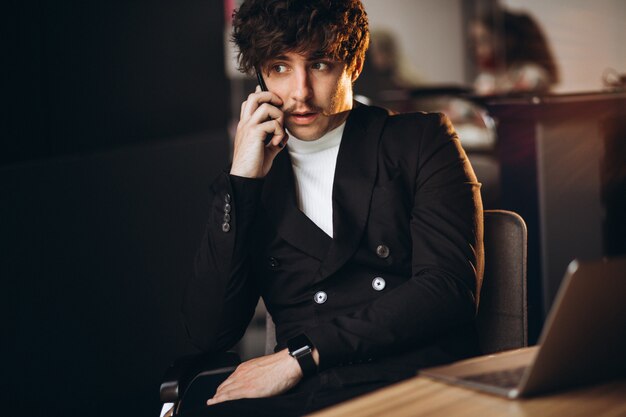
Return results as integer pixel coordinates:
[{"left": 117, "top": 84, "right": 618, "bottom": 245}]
[
  {"left": 477, "top": 209, "right": 528, "bottom": 353},
  {"left": 265, "top": 209, "right": 528, "bottom": 356}
]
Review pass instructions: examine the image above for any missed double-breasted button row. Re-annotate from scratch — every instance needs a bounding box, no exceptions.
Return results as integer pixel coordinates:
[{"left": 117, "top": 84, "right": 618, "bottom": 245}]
[
  {"left": 314, "top": 276, "right": 387, "bottom": 305},
  {"left": 222, "top": 193, "right": 232, "bottom": 232}
]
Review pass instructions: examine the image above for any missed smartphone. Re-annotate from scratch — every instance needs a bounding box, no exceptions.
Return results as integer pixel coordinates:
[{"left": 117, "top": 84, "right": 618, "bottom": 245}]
[
  {"left": 255, "top": 68, "right": 276, "bottom": 145},
  {"left": 256, "top": 67, "right": 269, "bottom": 92}
]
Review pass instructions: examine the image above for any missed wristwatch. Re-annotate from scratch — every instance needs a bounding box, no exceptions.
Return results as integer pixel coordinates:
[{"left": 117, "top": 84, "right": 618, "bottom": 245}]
[{"left": 287, "top": 334, "right": 317, "bottom": 378}]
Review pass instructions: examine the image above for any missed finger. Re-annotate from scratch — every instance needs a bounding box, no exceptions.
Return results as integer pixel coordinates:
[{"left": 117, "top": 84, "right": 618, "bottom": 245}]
[
  {"left": 258, "top": 119, "right": 286, "bottom": 146},
  {"left": 253, "top": 85, "right": 283, "bottom": 107},
  {"left": 207, "top": 387, "right": 231, "bottom": 405},
  {"left": 265, "top": 91, "right": 283, "bottom": 107},
  {"left": 207, "top": 394, "right": 232, "bottom": 406},
  {"left": 267, "top": 127, "right": 288, "bottom": 149},
  {"left": 207, "top": 395, "right": 227, "bottom": 406},
  {"left": 265, "top": 137, "right": 286, "bottom": 163},
  {"left": 240, "top": 100, "right": 247, "bottom": 119},
  {"left": 241, "top": 91, "right": 283, "bottom": 120},
  {"left": 214, "top": 372, "right": 238, "bottom": 395},
  {"left": 207, "top": 385, "right": 245, "bottom": 406},
  {"left": 249, "top": 102, "right": 283, "bottom": 126},
  {"left": 216, "top": 383, "right": 250, "bottom": 401},
  {"left": 241, "top": 92, "right": 260, "bottom": 120}
]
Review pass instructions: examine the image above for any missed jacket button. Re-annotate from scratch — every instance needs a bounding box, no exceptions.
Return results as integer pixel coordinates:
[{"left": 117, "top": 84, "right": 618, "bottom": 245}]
[
  {"left": 372, "top": 277, "right": 386, "bottom": 291},
  {"left": 224, "top": 193, "right": 232, "bottom": 203},
  {"left": 221, "top": 222, "right": 231, "bottom": 233},
  {"left": 314, "top": 291, "right": 327, "bottom": 304},
  {"left": 268, "top": 257, "right": 280, "bottom": 268},
  {"left": 224, "top": 203, "right": 232, "bottom": 214},
  {"left": 223, "top": 213, "right": 231, "bottom": 222},
  {"left": 376, "top": 244, "right": 390, "bottom": 259}
]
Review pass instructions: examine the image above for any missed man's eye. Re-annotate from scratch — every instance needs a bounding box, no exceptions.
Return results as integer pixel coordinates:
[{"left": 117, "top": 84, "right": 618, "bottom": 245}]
[
  {"left": 272, "top": 64, "right": 288, "bottom": 73},
  {"left": 312, "top": 62, "right": 330, "bottom": 71}
]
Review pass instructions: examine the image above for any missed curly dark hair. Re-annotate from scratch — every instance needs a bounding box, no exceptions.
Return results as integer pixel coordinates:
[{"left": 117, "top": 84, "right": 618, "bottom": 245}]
[{"left": 232, "top": 0, "right": 369, "bottom": 75}]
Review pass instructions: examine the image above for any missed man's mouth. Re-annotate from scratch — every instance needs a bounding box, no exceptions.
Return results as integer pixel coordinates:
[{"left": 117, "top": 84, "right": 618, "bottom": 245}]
[{"left": 289, "top": 111, "right": 319, "bottom": 125}]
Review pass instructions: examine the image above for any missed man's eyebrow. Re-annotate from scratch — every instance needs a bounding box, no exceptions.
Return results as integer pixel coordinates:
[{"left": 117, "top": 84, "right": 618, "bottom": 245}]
[
  {"left": 308, "top": 51, "right": 332, "bottom": 60},
  {"left": 264, "top": 51, "right": 334, "bottom": 65},
  {"left": 270, "top": 52, "right": 330, "bottom": 61}
]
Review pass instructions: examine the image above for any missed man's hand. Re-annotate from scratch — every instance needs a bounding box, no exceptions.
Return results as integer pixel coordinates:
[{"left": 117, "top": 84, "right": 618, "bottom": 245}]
[
  {"left": 230, "top": 86, "right": 288, "bottom": 179},
  {"left": 206, "top": 349, "right": 302, "bottom": 406}
]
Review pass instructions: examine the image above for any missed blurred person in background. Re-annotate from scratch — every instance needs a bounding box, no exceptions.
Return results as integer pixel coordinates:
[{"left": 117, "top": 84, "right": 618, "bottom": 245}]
[{"left": 470, "top": 8, "right": 559, "bottom": 95}]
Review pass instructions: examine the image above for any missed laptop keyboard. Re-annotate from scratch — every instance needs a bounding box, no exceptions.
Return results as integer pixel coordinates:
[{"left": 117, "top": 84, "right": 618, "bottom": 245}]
[{"left": 461, "top": 366, "right": 527, "bottom": 389}]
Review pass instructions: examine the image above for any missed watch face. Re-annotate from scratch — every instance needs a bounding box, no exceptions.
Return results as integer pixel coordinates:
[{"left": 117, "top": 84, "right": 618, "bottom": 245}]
[{"left": 291, "top": 345, "right": 312, "bottom": 358}]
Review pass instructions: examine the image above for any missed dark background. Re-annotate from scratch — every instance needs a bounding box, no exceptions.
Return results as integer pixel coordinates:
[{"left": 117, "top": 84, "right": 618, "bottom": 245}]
[
  {"left": 3, "top": 0, "right": 229, "bottom": 164},
  {"left": 2, "top": 1, "right": 230, "bottom": 416}
]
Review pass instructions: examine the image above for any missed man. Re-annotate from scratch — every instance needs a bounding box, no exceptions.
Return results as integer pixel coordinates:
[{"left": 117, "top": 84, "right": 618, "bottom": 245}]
[{"left": 181, "top": 0, "right": 483, "bottom": 415}]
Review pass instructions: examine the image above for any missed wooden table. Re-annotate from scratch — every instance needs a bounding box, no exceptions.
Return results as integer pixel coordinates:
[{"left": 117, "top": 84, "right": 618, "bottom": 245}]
[{"left": 309, "top": 376, "right": 626, "bottom": 417}]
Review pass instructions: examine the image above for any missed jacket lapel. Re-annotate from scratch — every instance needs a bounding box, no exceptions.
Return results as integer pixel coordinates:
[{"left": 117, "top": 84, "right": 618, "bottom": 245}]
[
  {"left": 262, "top": 149, "right": 331, "bottom": 261},
  {"left": 262, "top": 103, "right": 389, "bottom": 271},
  {"left": 317, "top": 104, "right": 389, "bottom": 281}
]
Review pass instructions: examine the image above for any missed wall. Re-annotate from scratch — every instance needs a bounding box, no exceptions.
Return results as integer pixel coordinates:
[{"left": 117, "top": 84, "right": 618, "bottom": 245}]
[
  {"left": 501, "top": 0, "right": 626, "bottom": 92},
  {"left": 359, "top": 0, "right": 465, "bottom": 85},
  {"left": 3, "top": 1, "right": 229, "bottom": 166}
]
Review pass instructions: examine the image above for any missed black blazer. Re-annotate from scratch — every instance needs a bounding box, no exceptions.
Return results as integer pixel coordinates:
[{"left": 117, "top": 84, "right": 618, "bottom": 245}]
[{"left": 183, "top": 103, "right": 484, "bottom": 385}]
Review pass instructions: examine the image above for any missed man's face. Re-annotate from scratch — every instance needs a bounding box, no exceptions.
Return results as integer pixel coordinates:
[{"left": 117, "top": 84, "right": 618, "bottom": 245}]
[{"left": 263, "top": 51, "right": 358, "bottom": 141}]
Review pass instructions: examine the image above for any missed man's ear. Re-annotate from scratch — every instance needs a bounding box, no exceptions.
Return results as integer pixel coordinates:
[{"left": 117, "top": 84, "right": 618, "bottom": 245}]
[{"left": 351, "top": 57, "right": 364, "bottom": 82}]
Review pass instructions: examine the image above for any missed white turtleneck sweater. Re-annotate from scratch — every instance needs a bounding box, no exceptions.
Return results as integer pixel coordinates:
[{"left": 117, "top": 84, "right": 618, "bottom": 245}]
[{"left": 286, "top": 122, "right": 345, "bottom": 238}]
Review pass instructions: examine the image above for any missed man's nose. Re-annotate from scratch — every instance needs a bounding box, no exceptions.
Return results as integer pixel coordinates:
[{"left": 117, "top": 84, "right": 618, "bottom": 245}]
[{"left": 291, "top": 69, "right": 312, "bottom": 102}]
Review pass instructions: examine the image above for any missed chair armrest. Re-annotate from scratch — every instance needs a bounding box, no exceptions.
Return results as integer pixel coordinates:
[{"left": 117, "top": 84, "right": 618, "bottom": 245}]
[{"left": 160, "top": 351, "right": 241, "bottom": 403}]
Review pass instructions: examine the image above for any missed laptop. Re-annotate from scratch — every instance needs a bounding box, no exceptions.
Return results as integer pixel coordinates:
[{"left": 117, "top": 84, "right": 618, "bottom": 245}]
[{"left": 420, "top": 257, "right": 626, "bottom": 398}]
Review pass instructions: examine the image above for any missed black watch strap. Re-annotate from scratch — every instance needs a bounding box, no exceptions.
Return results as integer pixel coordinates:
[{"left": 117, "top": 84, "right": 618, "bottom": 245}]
[{"left": 287, "top": 334, "right": 317, "bottom": 378}]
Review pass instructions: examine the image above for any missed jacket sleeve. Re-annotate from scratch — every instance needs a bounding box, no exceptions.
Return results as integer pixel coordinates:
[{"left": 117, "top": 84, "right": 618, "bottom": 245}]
[
  {"left": 305, "top": 113, "right": 484, "bottom": 370},
  {"left": 181, "top": 171, "right": 264, "bottom": 352}
]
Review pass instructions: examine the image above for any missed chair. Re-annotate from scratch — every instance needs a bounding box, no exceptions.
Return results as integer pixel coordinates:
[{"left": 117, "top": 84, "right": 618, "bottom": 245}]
[
  {"left": 476, "top": 209, "right": 528, "bottom": 353},
  {"left": 160, "top": 210, "right": 527, "bottom": 415}
]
